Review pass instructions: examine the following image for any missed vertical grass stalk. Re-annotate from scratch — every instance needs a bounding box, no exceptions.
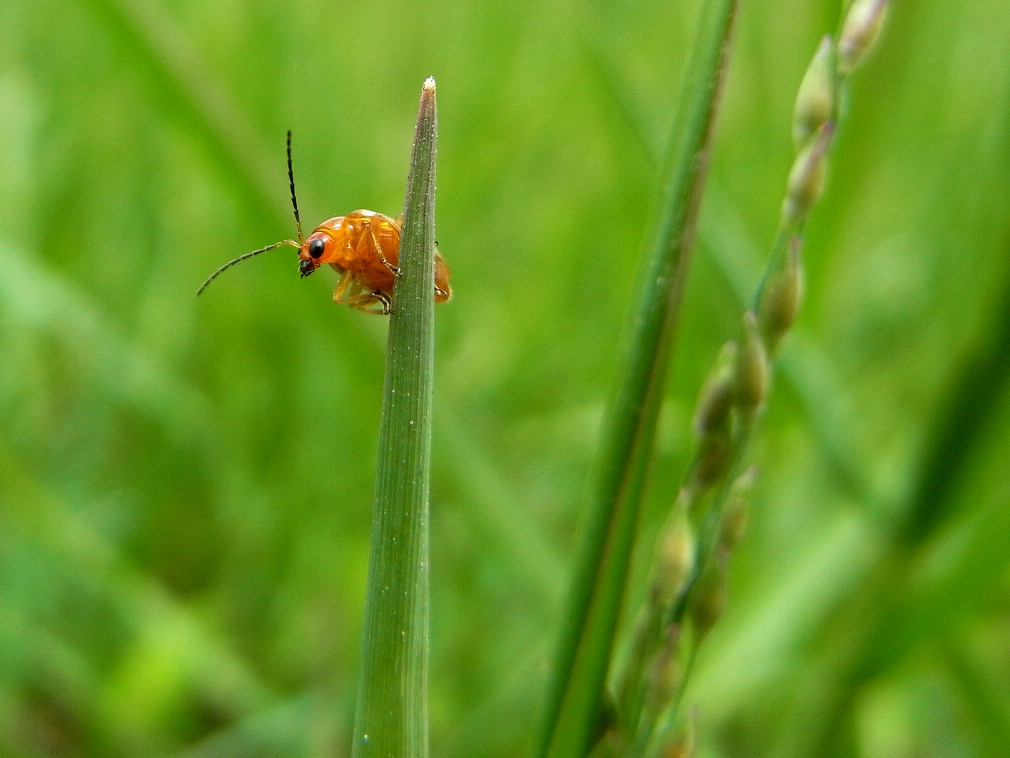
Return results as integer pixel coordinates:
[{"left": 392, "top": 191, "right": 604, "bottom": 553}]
[
  {"left": 351, "top": 78, "right": 438, "bottom": 758},
  {"left": 538, "top": 4, "right": 738, "bottom": 757},
  {"left": 610, "top": 6, "right": 894, "bottom": 752}
]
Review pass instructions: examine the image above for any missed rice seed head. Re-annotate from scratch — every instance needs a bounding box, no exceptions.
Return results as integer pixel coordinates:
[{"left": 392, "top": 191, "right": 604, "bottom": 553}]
[
  {"left": 782, "top": 121, "right": 834, "bottom": 226},
  {"left": 793, "top": 35, "right": 836, "bottom": 149},
  {"left": 838, "top": 0, "right": 889, "bottom": 74},
  {"left": 733, "top": 311, "right": 769, "bottom": 415},
  {"left": 757, "top": 235, "right": 804, "bottom": 351}
]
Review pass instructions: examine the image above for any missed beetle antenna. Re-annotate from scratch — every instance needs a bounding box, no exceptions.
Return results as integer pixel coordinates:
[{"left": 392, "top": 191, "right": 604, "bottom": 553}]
[
  {"left": 287, "top": 130, "right": 304, "bottom": 242},
  {"left": 196, "top": 240, "right": 299, "bottom": 296}
]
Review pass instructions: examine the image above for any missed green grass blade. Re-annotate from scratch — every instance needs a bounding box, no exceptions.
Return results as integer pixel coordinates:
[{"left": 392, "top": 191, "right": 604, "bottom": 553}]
[
  {"left": 350, "top": 78, "right": 438, "bottom": 758},
  {"left": 84, "top": 0, "right": 284, "bottom": 223},
  {"left": 539, "top": 3, "right": 738, "bottom": 757}
]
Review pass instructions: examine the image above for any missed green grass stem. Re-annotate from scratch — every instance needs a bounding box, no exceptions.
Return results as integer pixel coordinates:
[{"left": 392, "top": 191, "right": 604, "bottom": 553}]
[
  {"left": 350, "top": 78, "right": 438, "bottom": 758},
  {"left": 538, "top": 4, "right": 738, "bottom": 756},
  {"left": 610, "top": 9, "right": 895, "bottom": 750}
]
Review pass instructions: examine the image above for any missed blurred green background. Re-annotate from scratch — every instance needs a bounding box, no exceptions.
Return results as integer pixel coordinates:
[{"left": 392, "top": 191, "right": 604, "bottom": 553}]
[{"left": 2, "top": 0, "right": 1008, "bottom": 756}]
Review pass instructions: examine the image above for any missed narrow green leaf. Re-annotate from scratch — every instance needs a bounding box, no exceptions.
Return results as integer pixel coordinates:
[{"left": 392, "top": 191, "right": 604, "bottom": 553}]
[
  {"left": 539, "top": 4, "right": 738, "bottom": 756},
  {"left": 351, "top": 78, "right": 437, "bottom": 758}
]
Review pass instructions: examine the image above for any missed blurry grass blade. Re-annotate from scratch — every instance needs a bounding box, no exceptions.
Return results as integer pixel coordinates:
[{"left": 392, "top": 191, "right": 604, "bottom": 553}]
[
  {"left": 84, "top": 0, "right": 282, "bottom": 223},
  {"left": 351, "top": 78, "right": 437, "bottom": 758},
  {"left": 539, "top": 3, "right": 739, "bottom": 756}
]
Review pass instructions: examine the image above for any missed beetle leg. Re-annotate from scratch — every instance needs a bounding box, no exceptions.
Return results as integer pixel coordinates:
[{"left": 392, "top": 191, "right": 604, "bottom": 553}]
[
  {"left": 365, "top": 222, "right": 401, "bottom": 277},
  {"left": 335, "top": 275, "right": 387, "bottom": 313},
  {"left": 344, "top": 290, "right": 392, "bottom": 315},
  {"left": 372, "top": 290, "right": 393, "bottom": 314},
  {"left": 332, "top": 269, "right": 355, "bottom": 303}
]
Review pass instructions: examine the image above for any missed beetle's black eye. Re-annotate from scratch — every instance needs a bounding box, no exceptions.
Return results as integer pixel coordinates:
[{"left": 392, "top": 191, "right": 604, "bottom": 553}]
[{"left": 308, "top": 238, "right": 326, "bottom": 259}]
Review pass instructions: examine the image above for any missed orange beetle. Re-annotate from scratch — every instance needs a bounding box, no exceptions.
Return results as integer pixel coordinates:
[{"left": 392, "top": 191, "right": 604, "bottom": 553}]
[{"left": 197, "top": 132, "right": 451, "bottom": 314}]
